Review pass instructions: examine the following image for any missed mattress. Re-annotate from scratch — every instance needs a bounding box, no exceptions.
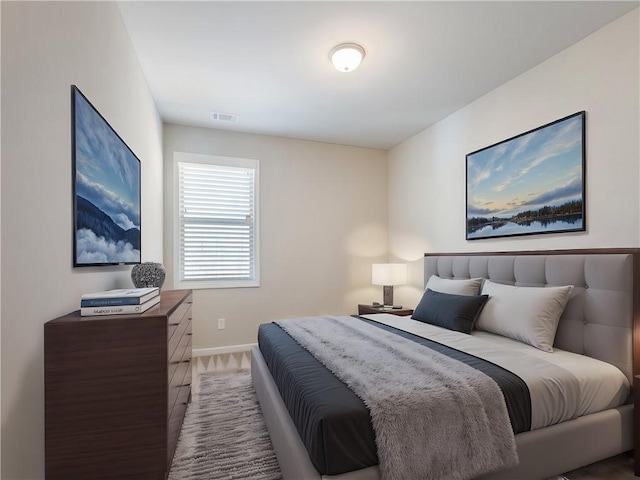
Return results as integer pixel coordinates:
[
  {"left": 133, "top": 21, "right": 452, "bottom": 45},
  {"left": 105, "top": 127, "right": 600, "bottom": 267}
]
[
  {"left": 365, "top": 313, "right": 630, "bottom": 429},
  {"left": 258, "top": 314, "right": 630, "bottom": 476}
]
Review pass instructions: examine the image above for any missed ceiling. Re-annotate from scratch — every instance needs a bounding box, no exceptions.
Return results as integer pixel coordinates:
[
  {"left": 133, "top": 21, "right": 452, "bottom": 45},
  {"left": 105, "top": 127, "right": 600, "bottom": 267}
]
[{"left": 117, "top": 1, "right": 638, "bottom": 150}]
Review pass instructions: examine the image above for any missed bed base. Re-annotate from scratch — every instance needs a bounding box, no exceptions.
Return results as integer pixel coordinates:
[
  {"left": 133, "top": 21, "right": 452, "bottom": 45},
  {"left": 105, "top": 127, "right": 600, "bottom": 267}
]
[{"left": 252, "top": 346, "right": 632, "bottom": 480}]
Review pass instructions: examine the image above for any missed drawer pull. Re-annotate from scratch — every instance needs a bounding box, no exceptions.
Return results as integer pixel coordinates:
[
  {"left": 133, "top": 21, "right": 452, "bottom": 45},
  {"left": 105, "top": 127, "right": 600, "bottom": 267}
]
[
  {"left": 169, "top": 322, "right": 180, "bottom": 326},
  {"left": 181, "top": 359, "right": 191, "bottom": 363},
  {"left": 183, "top": 383, "right": 192, "bottom": 387},
  {"left": 187, "top": 333, "right": 193, "bottom": 336}
]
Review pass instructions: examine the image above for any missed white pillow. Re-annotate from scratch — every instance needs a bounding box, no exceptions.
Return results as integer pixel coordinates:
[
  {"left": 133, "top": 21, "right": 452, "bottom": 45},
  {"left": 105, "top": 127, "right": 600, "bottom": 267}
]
[
  {"left": 425, "top": 275, "right": 483, "bottom": 296},
  {"left": 476, "top": 280, "right": 574, "bottom": 352}
]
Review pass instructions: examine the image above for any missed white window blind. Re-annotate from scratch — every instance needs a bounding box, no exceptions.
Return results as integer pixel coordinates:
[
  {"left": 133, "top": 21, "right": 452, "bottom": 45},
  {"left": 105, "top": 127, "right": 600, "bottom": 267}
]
[{"left": 177, "top": 157, "right": 259, "bottom": 288}]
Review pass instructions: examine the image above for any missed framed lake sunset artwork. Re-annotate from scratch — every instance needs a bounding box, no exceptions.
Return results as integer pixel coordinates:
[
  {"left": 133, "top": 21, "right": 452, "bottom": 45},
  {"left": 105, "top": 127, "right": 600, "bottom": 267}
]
[{"left": 466, "top": 112, "right": 585, "bottom": 240}]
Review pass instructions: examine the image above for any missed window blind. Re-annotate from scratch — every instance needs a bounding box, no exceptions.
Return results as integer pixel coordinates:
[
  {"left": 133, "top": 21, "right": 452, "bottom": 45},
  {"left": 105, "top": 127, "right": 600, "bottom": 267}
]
[{"left": 178, "top": 161, "right": 257, "bottom": 285}]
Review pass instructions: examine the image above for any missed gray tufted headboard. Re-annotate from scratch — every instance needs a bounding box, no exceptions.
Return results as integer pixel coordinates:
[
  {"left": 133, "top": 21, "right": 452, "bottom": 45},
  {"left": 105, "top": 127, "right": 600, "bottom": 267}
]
[{"left": 424, "top": 249, "right": 639, "bottom": 383}]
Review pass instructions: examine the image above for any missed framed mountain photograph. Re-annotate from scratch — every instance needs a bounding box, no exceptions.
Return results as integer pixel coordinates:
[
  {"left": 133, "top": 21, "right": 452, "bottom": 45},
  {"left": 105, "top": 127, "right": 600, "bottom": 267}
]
[
  {"left": 72, "top": 85, "right": 141, "bottom": 266},
  {"left": 466, "top": 111, "right": 585, "bottom": 240}
]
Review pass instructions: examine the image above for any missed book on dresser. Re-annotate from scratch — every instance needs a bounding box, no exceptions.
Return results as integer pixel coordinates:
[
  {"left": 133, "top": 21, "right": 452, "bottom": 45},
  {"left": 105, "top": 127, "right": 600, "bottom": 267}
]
[
  {"left": 80, "top": 287, "right": 159, "bottom": 307},
  {"left": 80, "top": 294, "right": 161, "bottom": 316}
]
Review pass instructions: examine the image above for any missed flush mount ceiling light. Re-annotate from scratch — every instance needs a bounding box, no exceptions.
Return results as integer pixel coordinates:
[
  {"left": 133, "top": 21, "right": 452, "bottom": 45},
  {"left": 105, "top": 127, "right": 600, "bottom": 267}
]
[{"left": 330, "top": 43, "right": 365, "bottom": 72}]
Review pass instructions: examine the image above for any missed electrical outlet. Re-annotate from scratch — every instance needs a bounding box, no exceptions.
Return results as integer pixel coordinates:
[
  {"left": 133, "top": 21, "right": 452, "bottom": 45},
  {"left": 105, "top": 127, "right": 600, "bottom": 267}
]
[{"left": 217, "top": 318, "right": 226, "bottom": 330}]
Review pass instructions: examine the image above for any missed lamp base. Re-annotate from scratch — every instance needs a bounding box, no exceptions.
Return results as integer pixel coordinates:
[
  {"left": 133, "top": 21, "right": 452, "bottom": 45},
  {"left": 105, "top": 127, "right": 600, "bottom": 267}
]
[{"left": 383, "top": 285, "right": 394, "bottom": 307}]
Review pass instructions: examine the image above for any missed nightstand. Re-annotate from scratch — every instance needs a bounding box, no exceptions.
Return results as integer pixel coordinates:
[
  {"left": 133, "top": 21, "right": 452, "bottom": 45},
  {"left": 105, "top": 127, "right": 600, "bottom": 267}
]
[{"left": 358, "top": 304, "right": 414, "bottom": 316}]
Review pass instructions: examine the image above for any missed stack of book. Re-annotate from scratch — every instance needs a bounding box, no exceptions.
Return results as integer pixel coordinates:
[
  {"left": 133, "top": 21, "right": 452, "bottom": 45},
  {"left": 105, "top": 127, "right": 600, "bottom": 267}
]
[{"left": 80, "top": 287, "right": 160, "bottom": 317}]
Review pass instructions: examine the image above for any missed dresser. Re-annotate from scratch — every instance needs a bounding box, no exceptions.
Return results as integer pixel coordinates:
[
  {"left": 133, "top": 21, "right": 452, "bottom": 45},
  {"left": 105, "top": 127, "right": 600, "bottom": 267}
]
[{"left": 44, "top": 289, "right": 193, "bottom": 480}]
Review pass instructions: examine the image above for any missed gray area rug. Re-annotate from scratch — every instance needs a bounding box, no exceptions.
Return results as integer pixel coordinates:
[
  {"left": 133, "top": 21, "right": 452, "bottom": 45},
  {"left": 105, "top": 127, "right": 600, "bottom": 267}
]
[
  {"left": 169, "top": 370, "right": 633, "bottom": 480},
  {"left": 169, "top": 371, "right": 282, "bottom": 480}
]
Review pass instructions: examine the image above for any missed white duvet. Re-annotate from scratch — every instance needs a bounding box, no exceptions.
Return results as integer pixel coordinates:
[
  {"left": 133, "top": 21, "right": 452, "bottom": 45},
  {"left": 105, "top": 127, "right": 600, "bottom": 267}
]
[{"left": 363, "top": 313, "right": 630, "bottom": 431}]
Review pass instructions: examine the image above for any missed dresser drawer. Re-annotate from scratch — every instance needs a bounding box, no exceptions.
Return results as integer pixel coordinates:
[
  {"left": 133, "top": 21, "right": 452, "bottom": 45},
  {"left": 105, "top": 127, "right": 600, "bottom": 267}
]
[
  {"left": 181, "top": 333, "right": 192, "bottom": 363},
  {"left": 168, "top": 313, "right": 190, "bottom": 361},
  {"left": 168, "top": 359, "right": 191, "bottom": 412},
  {"left": 167, "top": 297, "right": 192, "bottom": 339},
  {"left": 167, "top": 386, "right": 191, "bottom": 465},
  {"left": 168, "top": 320, "right": 191, "bottom": 382},
  {"left": 170, "top": 324, "right": 191, "bottom": 364},
  {"left": 168, "top": 363, "right": 192, "bottom": 415}
]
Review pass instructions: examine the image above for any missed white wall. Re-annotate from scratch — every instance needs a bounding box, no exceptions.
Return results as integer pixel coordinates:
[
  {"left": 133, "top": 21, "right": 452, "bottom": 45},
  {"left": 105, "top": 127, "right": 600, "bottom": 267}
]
[
  {"left": 164, "top": 124, "right": 388, "bottom": 349},
  {"left": 388, "top": 9, "right": 640, "bottom": 308},
  {"left": 1, "top": 3, "right": 163, "bottom": 478}
]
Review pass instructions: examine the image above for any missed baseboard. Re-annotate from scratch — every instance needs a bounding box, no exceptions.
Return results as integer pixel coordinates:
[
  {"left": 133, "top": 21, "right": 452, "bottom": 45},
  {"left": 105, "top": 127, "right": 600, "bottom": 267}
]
[
  {"left": 193, "top": 343, "right": 257, "bottom": 357},
  {"left": 192, "top": 343, "right": 256, "bottom": 375}
]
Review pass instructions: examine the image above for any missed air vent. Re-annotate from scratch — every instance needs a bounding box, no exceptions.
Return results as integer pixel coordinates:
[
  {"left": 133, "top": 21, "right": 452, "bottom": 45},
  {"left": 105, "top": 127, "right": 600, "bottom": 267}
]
[{"left": 211, "top": 112, "right": 239, "bottom": 123}]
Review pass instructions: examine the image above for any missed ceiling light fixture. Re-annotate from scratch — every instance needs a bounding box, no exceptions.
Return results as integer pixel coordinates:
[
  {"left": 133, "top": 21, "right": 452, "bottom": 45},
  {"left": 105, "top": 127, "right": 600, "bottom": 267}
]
[{"left": 330, "top": 43, "right": 365, "bottom": 73}]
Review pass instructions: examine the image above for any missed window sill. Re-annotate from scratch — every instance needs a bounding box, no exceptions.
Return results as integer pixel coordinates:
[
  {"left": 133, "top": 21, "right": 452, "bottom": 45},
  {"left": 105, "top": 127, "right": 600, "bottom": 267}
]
[{"left": 174, "top": 279, "right": 260, "bottom": 290}]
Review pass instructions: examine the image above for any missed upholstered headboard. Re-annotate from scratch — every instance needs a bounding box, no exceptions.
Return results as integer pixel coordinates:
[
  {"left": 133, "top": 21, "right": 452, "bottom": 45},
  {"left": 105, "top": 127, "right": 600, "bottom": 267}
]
[{"left": 424, "top": 249, "right": 639, "bottom": 383}]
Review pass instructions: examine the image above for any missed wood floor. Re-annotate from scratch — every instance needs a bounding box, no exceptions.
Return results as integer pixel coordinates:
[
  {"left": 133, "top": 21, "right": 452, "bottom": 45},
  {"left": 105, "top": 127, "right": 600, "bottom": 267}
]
[{"left": 563, "top": 451, "right": 635, "bottom": 479}]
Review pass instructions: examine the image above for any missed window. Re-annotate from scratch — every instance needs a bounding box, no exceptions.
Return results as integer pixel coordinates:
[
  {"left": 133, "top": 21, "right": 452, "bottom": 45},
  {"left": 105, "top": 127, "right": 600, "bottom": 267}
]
[{"left": 174, "top": 152, "right": 259, "bottom": 289}]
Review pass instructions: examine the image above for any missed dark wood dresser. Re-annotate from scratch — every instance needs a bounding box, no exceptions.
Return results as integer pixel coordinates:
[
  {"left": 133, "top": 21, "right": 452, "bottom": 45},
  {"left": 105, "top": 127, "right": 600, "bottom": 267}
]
[{"left": 44, "top": 289, "right": 193, "bottom": 480}]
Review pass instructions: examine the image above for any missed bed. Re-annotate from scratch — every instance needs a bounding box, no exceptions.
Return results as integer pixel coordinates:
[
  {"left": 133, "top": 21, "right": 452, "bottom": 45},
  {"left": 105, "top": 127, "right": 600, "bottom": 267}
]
[{"left": 251, "top": 249, "right": 639, "bottom": 479}]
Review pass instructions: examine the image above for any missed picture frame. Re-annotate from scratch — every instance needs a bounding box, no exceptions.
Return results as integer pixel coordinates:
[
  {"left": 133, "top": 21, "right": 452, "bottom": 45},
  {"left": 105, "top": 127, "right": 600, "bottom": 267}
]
[
  {"left": 466, "top": 111, "right": 585, "bottom": 240},
  {"left": 72, "top": 85, "right": 142, "bottom": 266}
]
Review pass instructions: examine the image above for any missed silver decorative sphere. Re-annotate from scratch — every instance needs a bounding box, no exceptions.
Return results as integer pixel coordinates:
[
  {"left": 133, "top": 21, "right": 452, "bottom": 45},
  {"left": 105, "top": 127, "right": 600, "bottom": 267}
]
[{"left": 131, "top": 262, "right": 166, "bottom": 289}]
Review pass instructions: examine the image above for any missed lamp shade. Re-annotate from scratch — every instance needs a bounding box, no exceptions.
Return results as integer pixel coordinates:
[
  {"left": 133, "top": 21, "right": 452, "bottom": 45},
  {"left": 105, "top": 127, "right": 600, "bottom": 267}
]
[{"left": 372, "top": 263, "right": 407, "bottom": 286}]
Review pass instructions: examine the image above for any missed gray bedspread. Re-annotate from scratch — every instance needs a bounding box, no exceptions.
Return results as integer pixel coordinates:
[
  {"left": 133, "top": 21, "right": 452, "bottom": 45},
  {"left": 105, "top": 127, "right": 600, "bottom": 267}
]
[{"left": 276, "top": 315, "right": 519, "bottom": 480}]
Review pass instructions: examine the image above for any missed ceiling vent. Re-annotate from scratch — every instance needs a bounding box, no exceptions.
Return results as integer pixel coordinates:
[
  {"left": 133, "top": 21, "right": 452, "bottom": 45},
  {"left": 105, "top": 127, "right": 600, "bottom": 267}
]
[{"left": 211, "top": 112, "right": 239, "bottom": 123}]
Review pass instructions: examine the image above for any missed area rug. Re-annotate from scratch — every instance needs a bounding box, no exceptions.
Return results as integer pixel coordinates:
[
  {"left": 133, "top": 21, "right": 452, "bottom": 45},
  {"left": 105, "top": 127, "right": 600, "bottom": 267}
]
[{"left": 168, "top": 371, "right": 282, "bottom": 480}]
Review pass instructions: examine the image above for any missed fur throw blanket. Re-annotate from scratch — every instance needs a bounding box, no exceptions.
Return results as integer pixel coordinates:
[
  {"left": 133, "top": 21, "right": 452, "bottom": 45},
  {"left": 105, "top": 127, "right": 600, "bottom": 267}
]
[{"left": 276, "top": 316, "right": 518, "bottom": 480}]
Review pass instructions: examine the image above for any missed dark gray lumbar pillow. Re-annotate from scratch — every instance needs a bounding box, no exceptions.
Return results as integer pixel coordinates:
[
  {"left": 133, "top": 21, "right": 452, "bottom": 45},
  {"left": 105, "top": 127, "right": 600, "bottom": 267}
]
[{"left": 412, "top": 289, "right": 489, "bottom": 334}]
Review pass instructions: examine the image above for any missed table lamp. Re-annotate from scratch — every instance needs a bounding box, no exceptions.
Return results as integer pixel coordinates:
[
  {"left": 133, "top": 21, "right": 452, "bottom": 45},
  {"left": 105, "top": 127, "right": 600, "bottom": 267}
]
[{"left": 372, "top": 263, "right": 407, "bottom": 306}]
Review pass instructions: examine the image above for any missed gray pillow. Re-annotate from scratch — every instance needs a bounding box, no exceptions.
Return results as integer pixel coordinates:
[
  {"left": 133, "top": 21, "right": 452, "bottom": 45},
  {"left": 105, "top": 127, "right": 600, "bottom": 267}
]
[
  {"left": 425, "top": 275, "right": 483, "bottom": 296},
  {"left": 412, "top": 289, "right": 489, "bottom": 334},
  {"left": 476, "top": 280, "right": 574, "bottom": 352}
]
